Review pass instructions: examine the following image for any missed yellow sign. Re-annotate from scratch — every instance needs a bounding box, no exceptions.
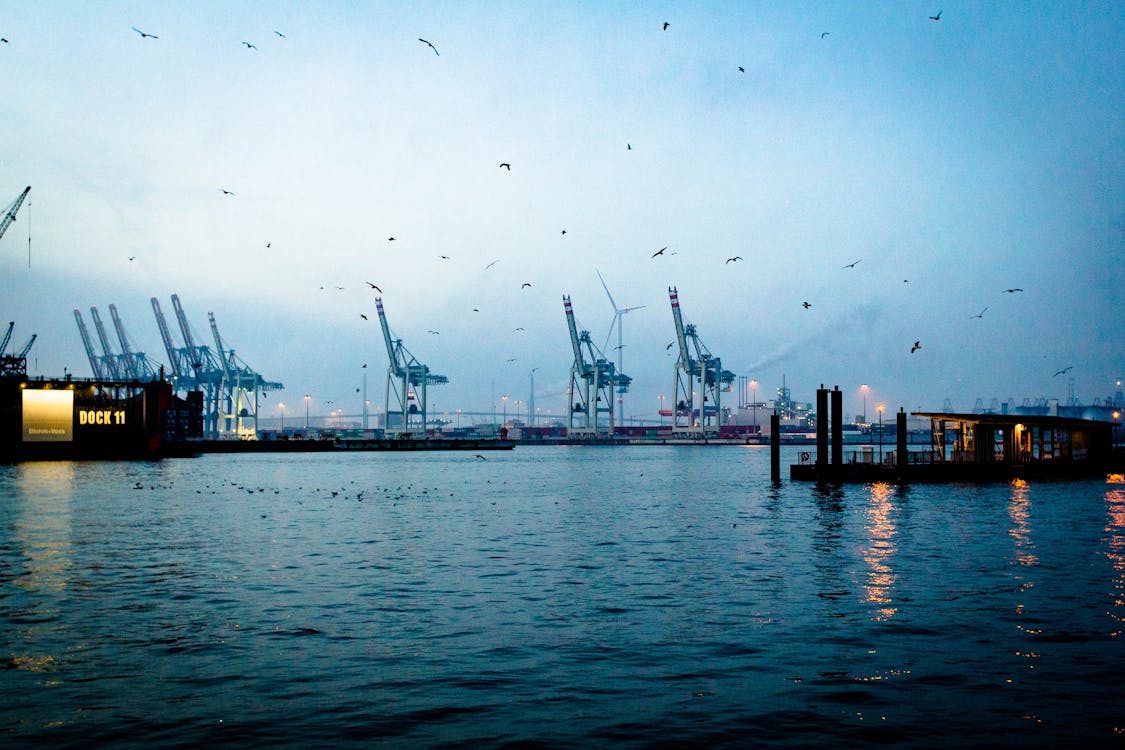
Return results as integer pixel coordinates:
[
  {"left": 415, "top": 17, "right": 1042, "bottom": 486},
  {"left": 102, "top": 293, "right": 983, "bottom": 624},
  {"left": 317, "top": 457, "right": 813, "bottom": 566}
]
[{"left": 22, "top": 390, "right": 74, "bottom": 442}]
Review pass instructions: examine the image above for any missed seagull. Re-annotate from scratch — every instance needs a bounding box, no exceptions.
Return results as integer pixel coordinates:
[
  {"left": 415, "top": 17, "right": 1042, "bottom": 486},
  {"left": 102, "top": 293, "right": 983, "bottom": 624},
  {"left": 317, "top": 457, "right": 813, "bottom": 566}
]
[
  {"left": 266, "top": 242, "right": 271, "bottom": 248},
  {"left": 561, "top": 229, "right": 567, "bottom": 235},
  {"left": 911, "top": 340, "right": 921, "bottom": 353},
  {"left": 499, "top": 163, "right": 511, "bottom": 170},
  {"left": 971, "top": 307, "right": 988, "bottom": 319},
  {"left": 802, "top": 301, "right": 811, "bottom": 309},
  {"left": 666, "top": 342, "right": 675, "bottom": 350},
  {"left": 1053, "top": 366, "right": 1072, "bottom": 377},
  {"left": 388, "top": 236, "right": 395, "bottom": 241},
  {"left": 365, "top": 282, "right": 382, "bottom": 292},
  {"left": 485, "top": 260, "right": 499, "bottom": 270},
  {"left": 514, "top": 327, "right": 525, "bottom": 332},
  {"left": 439, "top": 255, "right": 450, "bottom": 259},
  {"left": 738, "top": 66, "right": 745, "bottom": 73},
  {"left": 428, "top": 330, "right": 439, "bottom": 335},
  {"left": 651, "top": 246, "right": 668, "bottom": 258},
  {"left": 275, "top": 31, "right": 287, "bottom": 38},
  {"left": 821, "top": 32, "right": 830, "bottom": 39},
  {"left": 663, "top": 21, "right": 669, "bottom": 30},
  {"left": 474, "top": 454, "right": 487, "bottom": 460},
  {"left": 219, "top": 189, "right": 235, "bottom": 195},
  {"left": 419, "top": 38, "right": 439, "bottom": 56},
  {"left": 929, "top": 10, "right": 942, "bottom": 21},
  {"left": 1, "top": 38, "right": 8, "bottom": 44},
  {"left": 726, "top": 256, "right": 743, "bottom": 264},
  {"left": 843, "top": 259, "right": 862, "bottom": 269},
  {"left": 507, "top": 358, "right": 518, "bottom": 362},
  {"left": 473, "top": 308, "right": 480, "bottom": 312},
  {"left": 1004, "top": 288, "right": 1024, "bottom": 293},
  {"left": 360, "top": 314, "right": 368, "bottom": 320},
  {"left": 131, "top": 26, "right": 158, "bottom": 39},
  {"left": 128, "top": 256, "right": 136, "bottom": 261},
  {"left": 362, "top": 363, "right": 367, "bottom": 368},
  {"left": 242, "top": 41, "right": 257, "bottom": 49},
  {"left": 521, "top": 282, "right": 532, "bottom": 289},
  {"left": 627, "top": 143, "right": 632, "bottom": 150}
]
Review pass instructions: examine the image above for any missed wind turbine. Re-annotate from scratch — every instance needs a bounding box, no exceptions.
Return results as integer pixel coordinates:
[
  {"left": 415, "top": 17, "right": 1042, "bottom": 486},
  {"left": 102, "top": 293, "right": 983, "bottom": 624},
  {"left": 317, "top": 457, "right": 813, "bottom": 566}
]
[{"left": 596, "top": 269, "right": 645, "bottom": 426}]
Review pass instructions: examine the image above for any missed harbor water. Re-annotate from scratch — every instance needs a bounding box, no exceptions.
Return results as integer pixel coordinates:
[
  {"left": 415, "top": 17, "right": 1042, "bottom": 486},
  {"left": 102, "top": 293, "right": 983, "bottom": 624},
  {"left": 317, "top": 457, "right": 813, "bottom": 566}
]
[{"left": 2, "top": 446, "right": 1123, "bottom": 747}]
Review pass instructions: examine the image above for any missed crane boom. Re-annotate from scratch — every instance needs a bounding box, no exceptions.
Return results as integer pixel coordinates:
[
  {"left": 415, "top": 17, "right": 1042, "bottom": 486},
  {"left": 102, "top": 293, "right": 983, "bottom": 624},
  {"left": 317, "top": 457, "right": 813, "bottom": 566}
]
[
  {"left": 0, "top": 321, "right": 13, "bottom": 354},
  {"left": 73, "top": 309, "right": 104, "bottom": 379},
  {"left": 668, "top": 287, "right": 691, "bottom": 366},
  {"left": 0, "top": 187, "right": 30, "bottom": 244},
  {"left": 562, "top": 295, "right": 589, "bottom": 372},
  {"left": 374, "top": 297, "right": 401, "bottom": 377},
  {"left": 89, "top": 306, "right": 122, "bottom": 379},
  {"left": 109, "top": 304, "right": 139, "bottom": 380},
  {"left": 151, "top": 297, "right": 183, "bottom": 378},
  {"left": 17, "top": 334, "right": 36, "bottom": 359},
  {"left": 171, "top": 294, "right": 203, "bottom": 369}
]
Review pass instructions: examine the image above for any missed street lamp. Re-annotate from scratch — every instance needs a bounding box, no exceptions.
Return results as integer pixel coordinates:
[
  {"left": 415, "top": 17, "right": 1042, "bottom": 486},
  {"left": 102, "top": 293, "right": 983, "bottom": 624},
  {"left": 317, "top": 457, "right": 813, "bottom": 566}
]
[
  {"left": 502, "top": 394, "right": 508, "bottom": 426},
  {"left": 304, "top": 394, "right": 310, "bottom": 430},
  {"left": 877, "top": 402, "right": 885, "bottom": 462},
  {"left": 861, "top": 383, "right": 869, "bottom": 425},
  {"left": 658, "top": 395, "right": 665, "bottom": 426},
  {"left": 278, "top": 402, "right": 285, "bottom": 433}
]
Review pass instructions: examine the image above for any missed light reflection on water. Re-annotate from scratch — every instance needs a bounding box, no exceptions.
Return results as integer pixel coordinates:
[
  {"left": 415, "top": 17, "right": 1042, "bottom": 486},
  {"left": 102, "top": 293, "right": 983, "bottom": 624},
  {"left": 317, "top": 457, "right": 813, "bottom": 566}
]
[{"left": 0, "top": 449, "right": 1123, "bottom": 747}]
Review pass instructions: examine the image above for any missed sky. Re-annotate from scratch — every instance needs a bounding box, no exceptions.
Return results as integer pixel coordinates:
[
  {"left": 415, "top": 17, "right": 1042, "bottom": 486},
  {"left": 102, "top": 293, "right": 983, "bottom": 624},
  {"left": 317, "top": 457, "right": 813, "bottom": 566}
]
[{"left": 2, "top": 1, "right": 1123, "bottom": 425}]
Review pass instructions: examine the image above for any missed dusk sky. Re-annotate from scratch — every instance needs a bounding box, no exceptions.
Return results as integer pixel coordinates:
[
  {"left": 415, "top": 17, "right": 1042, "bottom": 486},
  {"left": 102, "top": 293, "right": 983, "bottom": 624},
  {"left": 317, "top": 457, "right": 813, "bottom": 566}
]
[{"left": 3, "top": 2, "right": 1122, "bottom": 423}]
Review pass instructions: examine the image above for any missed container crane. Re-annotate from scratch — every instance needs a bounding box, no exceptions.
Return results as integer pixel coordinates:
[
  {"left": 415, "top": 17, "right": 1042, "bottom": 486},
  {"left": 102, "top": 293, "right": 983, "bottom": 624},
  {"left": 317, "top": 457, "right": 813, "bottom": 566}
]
[
  {"left": 375, "top": 297, "right": 448, "bottom": 436},
  {"left": 563, "top": 294, "right": 630, "bottom": 436},
  {"left": 110, "top": 304, "right": 159, "bottom": 381},
  {"left": 668, "top": 287, "right": 735, "bottom": 436},
  {"left": 89, "top": 306, "right": 125, "bottom": 380},
  {"left": 0, "top": 187, "right": 30, "bottom": 244},
  {"left": 151, "top": 297, "right": 186, "bottom": 380},
  {"left": 0, "top": 324, "right": 35, "bottom": 377},
  {"left": 73, "top": 309, "right": 105, "bottom": 379},
  {"left": 0, "top": 322, "right": 14, "bottom": 357},
  {"left": 207, "top": 310, "right": 282, "bottom": 438}
]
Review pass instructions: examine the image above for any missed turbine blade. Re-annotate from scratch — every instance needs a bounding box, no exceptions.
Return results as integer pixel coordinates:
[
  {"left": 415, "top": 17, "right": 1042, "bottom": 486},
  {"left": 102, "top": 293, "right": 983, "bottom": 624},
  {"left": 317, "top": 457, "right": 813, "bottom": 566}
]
[{"left": 595, "top": 268, "right": 619, "bottom": 312}]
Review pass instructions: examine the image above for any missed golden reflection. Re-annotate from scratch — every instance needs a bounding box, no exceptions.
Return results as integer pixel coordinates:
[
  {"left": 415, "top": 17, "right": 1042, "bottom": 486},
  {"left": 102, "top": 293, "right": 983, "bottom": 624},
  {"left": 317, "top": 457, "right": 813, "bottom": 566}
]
[
  {"left": 862, "top": 482, "right": 898, "bottom": 621},
  {"left": 1008, "top": 478, "right": 1043, "bottom": 677},
  {"left": 1105, "top": 488, "right": 1125, "bottom": 637}
]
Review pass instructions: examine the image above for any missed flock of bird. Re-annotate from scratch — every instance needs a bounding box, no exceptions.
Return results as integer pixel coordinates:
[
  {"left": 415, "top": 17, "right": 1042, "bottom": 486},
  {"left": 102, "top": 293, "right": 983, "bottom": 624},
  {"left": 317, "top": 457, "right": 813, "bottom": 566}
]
[{"left": 10, "top": 9, "right": 1079, "bottom": 397}]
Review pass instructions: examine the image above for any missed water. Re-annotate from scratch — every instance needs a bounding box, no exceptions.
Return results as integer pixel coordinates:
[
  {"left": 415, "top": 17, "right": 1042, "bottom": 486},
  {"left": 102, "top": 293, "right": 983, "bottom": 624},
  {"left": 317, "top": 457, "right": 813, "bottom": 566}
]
[{"left": 2, "top": 446, "right": 1123, "bottom": 747}]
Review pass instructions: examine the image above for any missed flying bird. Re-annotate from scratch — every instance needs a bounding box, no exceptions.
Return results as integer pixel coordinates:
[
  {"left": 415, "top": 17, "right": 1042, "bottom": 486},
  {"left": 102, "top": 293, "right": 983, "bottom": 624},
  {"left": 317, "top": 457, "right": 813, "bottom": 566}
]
[
  {"left": 418, "top": 38, "right": 439, "bottom": 55},
  {"left": 911, "top": 341, "right": 921, "bottom": 353},
  {"left": 387, "top": 236, "right": 395, "bottom": 241},
  {"left": 1004, "top": 288, "right": 1024, "bottom": 293},
  {"left": 128, "top": 256, "right": 136, "bottom": 261},
  {"left": 266, "top": 242, "right": 271, "bottom": 248},
  {"left": 506, "top": 358, "right": 518, "bottom": 362},
  {"left": 561, "top": 229, "right": 567, "bottom": 235},
  {"left": 929, "top": 10, "right": 942, "bottom": 21},
  {"left": 802, "top": 301, "right": 811, "bottom": 309},
  {"left": 1, "top": 38, "right": 8, "bottom": 44},
  {"left": 843, "top": 259, "right": 862, "bottom": 269},
  {"left": 821, "top": 32, "right": 830, "bottom": 38},
  {"left": 428, "top": 330, "right": 439, "bottom": 335},
  {"left": 242, "top": 41, "right": 257, "bottom": 49},
  {"left": 485, "top": 260, "right": 499, "bottom": 270},
  {"left": 1053, "top": 366, "right": 1072, "bottom": 377},
  {"left": 473, "top": 308, "right": 480, "bottom": 312},
  {"left": 474, "top": 454, "right": 487, "bottom": 461},
  {"left": 663, "top": 21, "right": 669, "bottom": 30},
  {"left": 666, "top": 342, "right": 674, "bottom": 350},
  {"left": 365, "top": 282, "right": 382, "bottom": 292},
  {"left": 971, "top": 307, "right": 988, "bottom": 319},
  {"left": 362, "top": 363, "right": 367, "bottom": 368},
  {"left": 499, "top": 163, "right": 511, "bottom": 170},
  {"left": 738, "top": 66, "right": 745, "bottom": 73},
  {"left": 275, "top": 31, "right": 286, "bottom": 38},
  {"left": 131, "top": 26, "right": 158, "bottom": 39},
  {"left": 439, "top": 255, "right": 450, "bottom": 259},
  {"left": 360, "top": 314, "right": 368, "bottom": 320},
  {"left": 219, "top": 189, "right": 235, "bottom": 195},
  {"left": 521, "top": 282, "right": 532, "bottom": 289},
  {"left": 627, "top": 143, "right": 632, "bottom": 150},
  {"left": 514, "top": 327, "right": 524, "bottom": 332},
  {"left": 651, "top": 246, "right": 668, "bottom": 258},
  {"left": 726, "top": 256, "right": 743, "bottom": 264}
]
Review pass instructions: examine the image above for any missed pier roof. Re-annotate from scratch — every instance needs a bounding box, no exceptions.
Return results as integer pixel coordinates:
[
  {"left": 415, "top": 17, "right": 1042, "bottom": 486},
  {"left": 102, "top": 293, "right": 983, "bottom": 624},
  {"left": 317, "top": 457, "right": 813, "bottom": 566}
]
[{"left": 912, "top": 412, "right": 1114, "bottom": 430}]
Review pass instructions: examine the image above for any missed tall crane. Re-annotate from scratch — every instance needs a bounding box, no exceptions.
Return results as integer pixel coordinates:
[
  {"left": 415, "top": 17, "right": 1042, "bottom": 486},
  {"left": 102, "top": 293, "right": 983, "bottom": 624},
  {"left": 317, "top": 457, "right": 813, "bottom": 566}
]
[
  {"left": 668, "top": 287, "right": 735, "bottom": 436},
  {"left": 0, "top": 323, "right": 35, "bottom": 377},
  {"left": 73, "top": 309, "right": 105, "bottom": 379},
  {"left": 89, "top": 306, "right": 124, "bottom": 380},
  {"left": 207, "top": 310, "right": 279, "bottom": 438},
  {"left": 563, "top": 294, "right": 630, "bottom": 435},
  {"left": 0, "top": 187, "right": 30, "bottom": 244},
  {"left": 375, "top": 297, "right": 448, "bottom": 436},
  {"left": 109, "top": 304, "right": 158, "bottom": 381},
  {"left": 151, "top": 297, "right": 186, "bottom": 379}
]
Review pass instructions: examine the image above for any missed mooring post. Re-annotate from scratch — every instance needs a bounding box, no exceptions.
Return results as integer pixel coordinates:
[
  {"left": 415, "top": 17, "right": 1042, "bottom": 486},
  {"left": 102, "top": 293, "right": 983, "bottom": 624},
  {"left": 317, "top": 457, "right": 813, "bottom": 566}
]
[
  {"left": 770, "top": 413, "right": 780, "bottom": 483},
  {"left": 897, "top": 408, "right": 908, "bottom": 473},
  {"left": 816, "top": 385, "right": 828, "bottom": 478},
  {"left": 831, "top": 385, "right": 843, "bottom": 472}
]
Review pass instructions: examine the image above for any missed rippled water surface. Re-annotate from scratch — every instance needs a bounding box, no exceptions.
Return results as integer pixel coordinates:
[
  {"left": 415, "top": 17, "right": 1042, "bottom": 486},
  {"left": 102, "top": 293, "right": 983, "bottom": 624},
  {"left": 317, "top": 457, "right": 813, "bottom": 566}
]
[{"left": 2, "top": 446, "right": 1124, "bottom": 747}]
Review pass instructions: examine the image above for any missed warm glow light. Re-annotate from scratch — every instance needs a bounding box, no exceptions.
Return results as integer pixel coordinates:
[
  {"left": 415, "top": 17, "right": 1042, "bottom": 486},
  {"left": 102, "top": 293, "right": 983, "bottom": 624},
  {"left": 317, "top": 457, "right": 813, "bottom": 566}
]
[{"left": 877, "top": 403, "right": 885, "bottom": 414}]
